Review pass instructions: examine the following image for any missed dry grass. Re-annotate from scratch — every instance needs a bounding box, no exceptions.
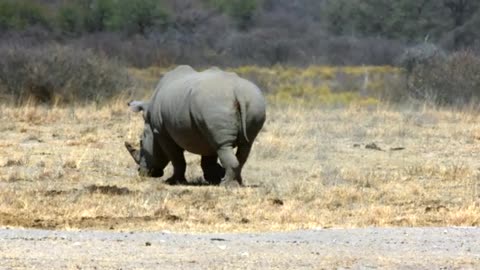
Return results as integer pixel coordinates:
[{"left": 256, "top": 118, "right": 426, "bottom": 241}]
[{"left": 1, "top": 99, "right": 479, "bottom": 233}]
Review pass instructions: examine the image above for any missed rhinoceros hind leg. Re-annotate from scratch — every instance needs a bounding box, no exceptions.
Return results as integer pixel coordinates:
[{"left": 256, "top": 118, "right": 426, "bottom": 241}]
[
  {"left": 220, "top": 178, "right": 241, "bottom": 188},
  {"left": 235, "top": 144, "right": 253, "bottom": 186},
  {"left": 201, "top": 155, "right": 225, "bottom": 185},
  {"left": 217, "top": 146, "right": 242, "bottom": 187}
]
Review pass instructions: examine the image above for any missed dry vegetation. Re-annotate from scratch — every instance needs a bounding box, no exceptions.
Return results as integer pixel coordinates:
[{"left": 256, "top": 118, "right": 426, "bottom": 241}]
[
  {"left": 133, "top": 65, "right": 403, "bottom": 105},
  {"left": 1, "top": 85, "right": 480, "bottom": 231}
]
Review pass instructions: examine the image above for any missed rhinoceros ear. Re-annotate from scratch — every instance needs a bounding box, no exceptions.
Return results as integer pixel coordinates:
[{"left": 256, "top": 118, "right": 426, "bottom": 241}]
[{"left": 128, "top": 101, "right": 148, "bottom": 113}]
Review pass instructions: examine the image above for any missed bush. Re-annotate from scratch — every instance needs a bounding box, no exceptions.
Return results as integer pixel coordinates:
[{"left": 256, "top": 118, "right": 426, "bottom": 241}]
[
  {"left": 221, "top": 29, "right": 300, "bottom": 66},
  {"left": 84, "top": 0, "right": 116, "bottom": 32},
  {"left": 407, "top": 50, "right": 480, "bottom": 105},
  {"left": 56, "top": 0, "right": 169, "bottom": 35},
  {"left": 0, "top": 44, "right": 133, "bottom": 104},
  {"left": 322, "top": 36, "right": 407, "bottom": 66},
  {"left": 73, "top": 32, "right": 177, "bottom": 68},
  {"left": 106, "top": 0, "right": 169, "bottom": 34},
  {"left": 0, "top": 0, "right": 49, "bottom": 31},
  {"left": 397, "top": 43, "right": 447, "bottom": 74},
  {"left": 205, "top": 0, "right": 258, "bottom": 29},
  {"left": 57, "top": 3, "right": 86, "bottom": 35}
]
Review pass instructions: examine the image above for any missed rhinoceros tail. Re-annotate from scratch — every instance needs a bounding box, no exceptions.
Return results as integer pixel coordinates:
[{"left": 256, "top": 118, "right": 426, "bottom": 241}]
[{"left": 235, "top": 95, "right": 249, "bottom": 143}]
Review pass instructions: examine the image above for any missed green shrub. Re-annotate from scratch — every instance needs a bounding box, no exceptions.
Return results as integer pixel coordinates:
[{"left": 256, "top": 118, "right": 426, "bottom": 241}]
[
  {"left": 84, "top": 0, "right": 116, "bottom": 32},
  {"left": 57, "top": 3, "right": 86, "bottom": 35},
  {"left": 205, "top": 0, "right": 258, "bottom": 29},
  {"left": 0, "top": 44, "right": 133, "bottom": 105},
  {"left": 57, "top": 0, "right": 168, "bottom": 35},
  {"left": 0, "top": 0, "right": 49, "bottom": 31},
  {"left": 106, "top": 0, "right": 169, "bottom": 34}
]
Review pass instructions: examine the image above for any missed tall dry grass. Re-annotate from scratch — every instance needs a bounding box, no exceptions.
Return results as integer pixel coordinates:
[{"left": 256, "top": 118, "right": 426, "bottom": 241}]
[{"left": 0, "top": 100, "right": 479, "bottom": 232}]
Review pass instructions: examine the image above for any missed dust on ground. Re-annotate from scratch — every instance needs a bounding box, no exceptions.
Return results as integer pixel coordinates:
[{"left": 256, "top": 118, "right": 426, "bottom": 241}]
[{"left": 1, "top": 227, "right": 479, "bottom": 269}]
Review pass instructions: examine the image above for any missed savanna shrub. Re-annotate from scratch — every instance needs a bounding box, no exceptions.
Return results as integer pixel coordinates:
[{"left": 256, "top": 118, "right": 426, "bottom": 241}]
[
  {"left": 407, "top": 50, "right": 480, "bottom": 105},
  {"left": 0, "top": 0, "right": 49, "bottom": 31},
  {"left": 56, "top": 0, "right": 169, "bottom": 35},
  {"left": 0, "top": 44, "right": 133, "bottom": 104},
  {"left": 57, "top": 3, "right": 86, "bottom": 35},
  {"left": 108, "top": 0, "right": 169, "bottom": 34},
  {"left": 205, "top": 0, "right": 258, "bottom": 29},
  {"left": 397, "top": 43, "right": 446, "bottom": 74}
]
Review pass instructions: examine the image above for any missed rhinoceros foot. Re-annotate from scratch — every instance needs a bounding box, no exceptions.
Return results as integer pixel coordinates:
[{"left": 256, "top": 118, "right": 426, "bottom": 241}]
[
  {"left": 164, "top": 176, "right": 188, "bottom": 185},
  {"left": 204, "top": 165, "right": 226, "bottom": 186}
]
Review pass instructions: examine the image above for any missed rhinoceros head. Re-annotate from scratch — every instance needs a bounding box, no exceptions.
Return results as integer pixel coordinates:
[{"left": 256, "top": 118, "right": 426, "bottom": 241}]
[{"left": 125, "top": 101, "right": 168, "bottom": 177}]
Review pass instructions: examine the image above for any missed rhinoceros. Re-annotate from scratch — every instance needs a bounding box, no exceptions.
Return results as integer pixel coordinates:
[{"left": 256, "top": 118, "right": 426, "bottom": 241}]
[{"left": 125, "top": 65, "right": 266, "bottom": 187}]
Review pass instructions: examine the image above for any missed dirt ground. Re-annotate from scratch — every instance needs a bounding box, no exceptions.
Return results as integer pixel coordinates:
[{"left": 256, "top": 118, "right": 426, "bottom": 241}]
[{"left": 1, "top": 226, "right": 479, "bottom": 269}]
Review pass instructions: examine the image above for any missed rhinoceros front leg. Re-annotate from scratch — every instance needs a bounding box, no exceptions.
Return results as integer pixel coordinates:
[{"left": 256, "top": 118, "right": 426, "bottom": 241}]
[
  {"left": 201, "top": 155, "right": 225, "bottom": 185},
  {"left": 164, "top": 154, "right": 187, "bottom": 185},
  {"left": 157, "top": 133, "right": 188, "bottom": 185}
]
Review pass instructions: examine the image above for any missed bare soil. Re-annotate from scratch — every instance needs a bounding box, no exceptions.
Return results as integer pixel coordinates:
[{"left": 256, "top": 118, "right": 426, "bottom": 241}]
[{"left": 1, "top": 227, "right": 479, "bottom": 269}]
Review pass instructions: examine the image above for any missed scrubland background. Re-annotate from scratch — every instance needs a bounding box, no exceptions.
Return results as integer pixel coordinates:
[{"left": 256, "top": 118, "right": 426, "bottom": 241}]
[{"left": 0, "top": 0, "right": 480, "bottom": 232}]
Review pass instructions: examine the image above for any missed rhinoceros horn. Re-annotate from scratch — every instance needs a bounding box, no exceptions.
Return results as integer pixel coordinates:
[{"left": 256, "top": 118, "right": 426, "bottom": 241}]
[{"left": 125, "top": 141, "right": 140, "bottom": 164}]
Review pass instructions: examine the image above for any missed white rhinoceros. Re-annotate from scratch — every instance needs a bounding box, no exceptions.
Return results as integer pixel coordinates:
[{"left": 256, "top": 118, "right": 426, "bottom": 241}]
[{"left": 125, "top": 65, "right": 266, "bottom": 187}]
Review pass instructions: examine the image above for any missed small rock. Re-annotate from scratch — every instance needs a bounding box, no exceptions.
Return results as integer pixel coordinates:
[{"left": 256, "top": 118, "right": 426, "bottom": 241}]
[
  {"left": 240, "top": 218, "right": 250, "bottom": 224},
  {"left": 365, "top": 143, "right": 383, "bottom": 151},
  {"left": 270, "top": 198, "right": 284, "bottom": 206},
  {"left": 211, "top": 238, "right": 227, "bottom": 242}
]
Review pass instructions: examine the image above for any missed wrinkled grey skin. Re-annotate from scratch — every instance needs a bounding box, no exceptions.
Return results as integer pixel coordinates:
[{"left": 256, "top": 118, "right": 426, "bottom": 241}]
[{"left": 126, "top": 65, "right": 266, "bottom": 187}]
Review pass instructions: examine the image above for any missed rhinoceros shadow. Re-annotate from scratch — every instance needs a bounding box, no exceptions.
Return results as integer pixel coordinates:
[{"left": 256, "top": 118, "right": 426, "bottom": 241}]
[{"left": 170, "top": 177, "right": 260, "bottom": 188}]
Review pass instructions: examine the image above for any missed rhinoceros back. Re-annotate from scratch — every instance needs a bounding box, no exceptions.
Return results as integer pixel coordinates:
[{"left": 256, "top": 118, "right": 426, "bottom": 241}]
[{"left": 148, "top": 66, "right": 265, "bottom": 155}]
